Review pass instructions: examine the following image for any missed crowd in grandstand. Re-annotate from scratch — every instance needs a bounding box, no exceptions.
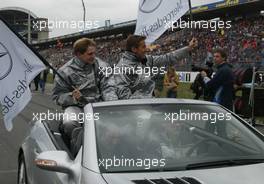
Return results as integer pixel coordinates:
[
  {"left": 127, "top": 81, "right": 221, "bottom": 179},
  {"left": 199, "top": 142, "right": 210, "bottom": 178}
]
[{"left": 39, "top": 14, "right": 264, "bottom": 70}]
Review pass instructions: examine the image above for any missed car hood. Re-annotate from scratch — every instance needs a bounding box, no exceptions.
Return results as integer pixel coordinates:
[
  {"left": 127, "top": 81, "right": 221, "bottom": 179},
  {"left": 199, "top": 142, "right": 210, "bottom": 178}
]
[{"left": 102, "top": 163, "right": 264, "bottom": 184}]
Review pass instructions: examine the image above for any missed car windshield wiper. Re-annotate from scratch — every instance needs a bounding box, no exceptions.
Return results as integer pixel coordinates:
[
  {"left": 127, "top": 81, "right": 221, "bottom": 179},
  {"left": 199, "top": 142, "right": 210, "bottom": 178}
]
[
  {"left": 185, "top": 158, "right": 264, "bottom": 170},
  {"left": 104, "top": 168, "right": 166, "bottom": 173},
  {"left": 104, "top": 159, "right": 264, "bottom": 173}
]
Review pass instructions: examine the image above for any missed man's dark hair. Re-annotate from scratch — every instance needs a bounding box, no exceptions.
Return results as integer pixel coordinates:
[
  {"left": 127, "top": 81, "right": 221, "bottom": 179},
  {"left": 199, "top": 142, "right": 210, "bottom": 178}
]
[
  {"left": 126, "top": 35, "right": 146, "bottom": 52},
  {"left": 73, "top": 38, "right": 96, "bottom": 55},
  {"left": 213, "top": 48, "right": 227, "bottom": 60}
]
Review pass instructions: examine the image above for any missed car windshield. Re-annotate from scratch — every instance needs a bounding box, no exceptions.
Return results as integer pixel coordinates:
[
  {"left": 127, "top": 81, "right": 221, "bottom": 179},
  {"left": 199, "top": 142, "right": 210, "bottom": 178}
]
[{"left": 94, "top": 104, "right": 264, "bottom": 173}]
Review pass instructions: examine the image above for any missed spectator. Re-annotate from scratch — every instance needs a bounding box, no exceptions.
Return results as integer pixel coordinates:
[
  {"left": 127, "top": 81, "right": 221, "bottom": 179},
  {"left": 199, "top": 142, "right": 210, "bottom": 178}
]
[
  {"left": 34, "top": 74, "right": 40, "bottom": 91},
  {"left": 201, "top": 48, "right": 235, "bottom": 110},
  {"left": 39, "top": 69, "right": 49, "bottom": 94},
  {"left": 163, "top": 66, "right": 180, "bottom": 98}
]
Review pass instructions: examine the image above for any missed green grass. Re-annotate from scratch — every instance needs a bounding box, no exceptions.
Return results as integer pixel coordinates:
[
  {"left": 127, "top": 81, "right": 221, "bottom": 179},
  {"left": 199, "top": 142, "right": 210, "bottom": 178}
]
[
  {"left": 46, "top": 73, "right": 54, "bottom": 84},
  {"left": 160, "top": 82, "right": 195, "bottom": 99},
  {"left": 177, "top": 82, "right": 195, "bottom": 99}
]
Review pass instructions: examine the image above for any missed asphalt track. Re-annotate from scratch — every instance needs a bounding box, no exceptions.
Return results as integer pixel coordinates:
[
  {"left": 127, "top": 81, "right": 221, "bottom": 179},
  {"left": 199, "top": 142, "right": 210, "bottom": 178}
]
[{"left": 0, "top": 84, "right": 264, "bottom": 184}]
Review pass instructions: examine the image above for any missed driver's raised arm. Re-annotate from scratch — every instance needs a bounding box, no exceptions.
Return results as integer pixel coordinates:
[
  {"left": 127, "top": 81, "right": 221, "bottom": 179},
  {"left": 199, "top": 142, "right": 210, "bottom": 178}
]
[{"left": 148, "top": 38, "right": 198, "bottom": 68}]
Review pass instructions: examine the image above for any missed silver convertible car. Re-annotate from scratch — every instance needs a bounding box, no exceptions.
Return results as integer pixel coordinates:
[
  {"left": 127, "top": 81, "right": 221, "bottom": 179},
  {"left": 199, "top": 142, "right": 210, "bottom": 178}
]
[{"left": 18, "top": 99, "right": 264, "bottom": 184}]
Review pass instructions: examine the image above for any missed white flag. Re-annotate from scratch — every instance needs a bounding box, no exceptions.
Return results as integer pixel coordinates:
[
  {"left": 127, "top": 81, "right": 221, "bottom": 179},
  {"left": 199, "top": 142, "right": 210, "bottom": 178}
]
[
  {"left": 135, "top": 0, "right": 189, "bottom": 43},
  {"left": 0, "top": 19, "right": 46, "bottom": 131}
]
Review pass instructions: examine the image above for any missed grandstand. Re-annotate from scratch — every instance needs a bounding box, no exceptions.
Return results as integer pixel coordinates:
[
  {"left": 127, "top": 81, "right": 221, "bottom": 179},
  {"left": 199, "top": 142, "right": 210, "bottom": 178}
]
[
  {"left": 34, "top": 0, "right": 264, "bottom": 71},
  {"left": 0, "top": 7, "right": 49, "bottom": 43}
]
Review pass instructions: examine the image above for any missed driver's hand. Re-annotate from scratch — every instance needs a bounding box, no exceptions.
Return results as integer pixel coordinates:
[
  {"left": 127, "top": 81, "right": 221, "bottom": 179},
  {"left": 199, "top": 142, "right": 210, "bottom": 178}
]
[
  {"left": 72, "top": 88, "right": 82, "bottom": 101},
  {"left": 188, "top": 37, "right": 198, "bottom": 50}
]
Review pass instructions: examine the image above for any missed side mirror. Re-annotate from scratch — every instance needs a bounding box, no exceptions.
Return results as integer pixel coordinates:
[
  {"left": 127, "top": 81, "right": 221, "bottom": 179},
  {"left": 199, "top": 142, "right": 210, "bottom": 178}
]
[{"left": 35, "top": 151, "right": 73, "bottom": 174}]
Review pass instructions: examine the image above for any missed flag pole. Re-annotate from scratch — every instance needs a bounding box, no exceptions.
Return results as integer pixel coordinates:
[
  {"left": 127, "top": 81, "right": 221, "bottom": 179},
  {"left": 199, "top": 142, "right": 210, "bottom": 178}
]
[
  {"left": 81, "top": 0, "right": 86, "bottom": 31},
  {"left": 188, "top": 0, "right": 194, "bottom": 37},
  {"left": 0, "top": 17, "right": 76, "bottom": 91},
  {"left": 188, "top": 0, "right": 193, "bottom": 23},
  {"left": 188, "top": 0, "right": 194, "bottom": 65}
]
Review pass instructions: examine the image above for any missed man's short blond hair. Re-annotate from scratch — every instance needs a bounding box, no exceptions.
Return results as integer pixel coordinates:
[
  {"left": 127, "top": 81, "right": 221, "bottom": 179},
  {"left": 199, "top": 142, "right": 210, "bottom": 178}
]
[{"left": 73, "top": 38, "right": 96, "bottom": 55}]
